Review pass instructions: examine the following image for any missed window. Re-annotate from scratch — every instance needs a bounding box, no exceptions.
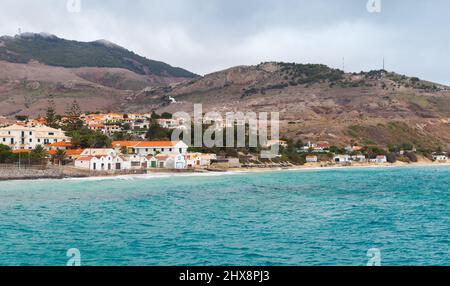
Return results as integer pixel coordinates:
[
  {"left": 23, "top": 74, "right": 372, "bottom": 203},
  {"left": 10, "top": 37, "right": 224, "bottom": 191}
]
[
  {"left": 29, "top": 139, "right": 32, "bottom": 143},
  {"left": 48, "top": 132, "right": 54, "bottom": 136},
  {"left": 29, "top": 132, "right": 32, "bottom": 135}
]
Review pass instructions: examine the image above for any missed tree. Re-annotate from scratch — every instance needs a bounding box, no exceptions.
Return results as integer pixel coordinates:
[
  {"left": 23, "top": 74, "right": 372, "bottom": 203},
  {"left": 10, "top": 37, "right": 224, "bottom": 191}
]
[
  {"left": 161, "top": 112, "right": 173, "bottom": 119},
  {"left": 151, "top": 111, "right": 161, "bottom": 120},
  {"left": 386, "top": 153, "right": 397, "bottom": 163},
  {"left": 53, "top": 150, "right": 67, "bottom": 165},
  {"left": 46, "top": 97, "right": 59, "bottom": 128},
  {"left": 146, "top": 122, "right": 171, "bottom": 140},
  {"left": 65, "top": 100, "right": 83, "bottom": 131},
  {"left": 0, "top": 144, "right": 13, "bottom": 163},
  {"left": 15, "top": 115, "right": 28, "bottom": 122},
  {"left": 405, "top": 152, "right": 418, "bottom": 163},
  {"left": 31, "top": 145, "right": 48, "bottom": 165}
]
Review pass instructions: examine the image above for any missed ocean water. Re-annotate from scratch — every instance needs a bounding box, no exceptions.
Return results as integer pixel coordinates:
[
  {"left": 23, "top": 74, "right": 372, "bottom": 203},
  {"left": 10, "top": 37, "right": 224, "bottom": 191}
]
[{"left": 0, "top": 166, "right": 448, "bottom": 266}]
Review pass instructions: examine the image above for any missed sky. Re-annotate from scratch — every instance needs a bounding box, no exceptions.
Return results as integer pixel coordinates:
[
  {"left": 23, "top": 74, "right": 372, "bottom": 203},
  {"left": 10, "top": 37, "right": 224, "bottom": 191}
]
[{"left": 0, "top": 0, "right": 449, "bottom": 84}]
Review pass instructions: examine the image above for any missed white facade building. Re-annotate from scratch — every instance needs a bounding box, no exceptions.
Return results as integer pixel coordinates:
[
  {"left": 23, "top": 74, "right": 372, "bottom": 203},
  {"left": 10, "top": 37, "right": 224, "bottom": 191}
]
[
  {"left": 334, "top": 155, "right": 351, "bottom": 163},
  {"left": 0, "top": 124, "right": 69, "bottom": 150},
  {"left": 75, "top": 155, "right": 126, "bottom": 171},
  {"left": 432, "top": 154, "right": 448, "bottom": 162}
]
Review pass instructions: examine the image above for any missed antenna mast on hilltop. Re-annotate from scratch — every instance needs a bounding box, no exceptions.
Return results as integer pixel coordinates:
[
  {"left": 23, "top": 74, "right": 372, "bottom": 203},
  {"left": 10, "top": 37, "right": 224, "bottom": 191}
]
[
  {"left": 18, "top": 28, "right": 22, "bottom": 35},
  {"left": 342, "top": 57, "right": 345, "bottom": 72},
  {"left": 383, "top": 57, "right": 385, "bottom": 71}
]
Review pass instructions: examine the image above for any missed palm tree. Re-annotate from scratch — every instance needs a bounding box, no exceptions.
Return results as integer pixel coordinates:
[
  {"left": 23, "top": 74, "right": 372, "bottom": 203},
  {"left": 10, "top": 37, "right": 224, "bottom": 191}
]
[
  {"left": 53, "top": 150, "right": 67, "bottom": 166},
  {"left": 31, "top": 145, "right": 48, "bottom": 165}
]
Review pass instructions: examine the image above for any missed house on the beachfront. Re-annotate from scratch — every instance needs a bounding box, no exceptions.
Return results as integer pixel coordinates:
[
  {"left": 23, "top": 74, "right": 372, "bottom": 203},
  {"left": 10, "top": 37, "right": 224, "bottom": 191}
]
[
  {"left": 306, "top": 155, "right": 318, "bottom": 163},
  {"left": 0, "top": 124, "right": 69, "bottom": 150},
  {"left": 75, "top": 155, "right": 126, "bottom": 171},
  {"left": 46, "top": 141, "right": 73, "bottom": 151},
  {"left": 123, "top": 154, "right": 152, "bottom": 170},
  {"left": 432, "top": 153, "right": 448, "bottom": 162},
  {"left": 155, "top": 154, "right": 186, "bottom": 169},
  {"left": 112, "top": 141, "right": 188, "bottom": 156},
  {"left": 185, "top": 153, "right": 217, "bottom": 168},
  {"left": 48, "top": 149, "right": 84, "bottom": 161},
  {"left": 369, "top": 155, "right": 388, "bottom": 163},
  {"left": 351, "top": 154, "right": 367, "bottom": 162},
  {"left": 334, "top": 155, "right": 351, "bottom": 164}
]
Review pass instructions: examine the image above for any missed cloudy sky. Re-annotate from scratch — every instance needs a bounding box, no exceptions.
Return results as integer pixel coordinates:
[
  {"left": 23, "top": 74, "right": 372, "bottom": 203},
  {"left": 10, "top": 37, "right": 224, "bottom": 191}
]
[{"left": 0, "top": 0, "right": 449, "bottom": 84}]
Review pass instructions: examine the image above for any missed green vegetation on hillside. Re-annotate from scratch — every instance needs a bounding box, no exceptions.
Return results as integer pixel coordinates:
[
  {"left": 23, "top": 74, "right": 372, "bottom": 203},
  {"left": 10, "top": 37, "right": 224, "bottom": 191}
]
[
  {"left": 0, "top": 34, "right": 197, "bottom": 78},
  {"left": 279, "top": 62, "right": 344, "bottom": 84}
]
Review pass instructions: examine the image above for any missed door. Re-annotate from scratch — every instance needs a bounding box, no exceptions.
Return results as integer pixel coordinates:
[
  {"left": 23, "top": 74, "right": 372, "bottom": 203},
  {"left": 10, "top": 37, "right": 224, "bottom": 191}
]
[
  {"left": 151, "top": 161, "right": 157, "bottom": 168},
  {"left": 116, "top": 163, "right": 121, "bottom": 170}
]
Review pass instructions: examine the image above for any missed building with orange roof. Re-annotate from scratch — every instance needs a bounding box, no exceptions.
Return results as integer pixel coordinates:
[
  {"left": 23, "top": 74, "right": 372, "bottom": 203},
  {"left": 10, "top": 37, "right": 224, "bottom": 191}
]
[
  {"left": 48, "top": 149, "right": 84, "bottom": 161},
  {"left": 46, "top": 141, "right": 73, "bottom": 151}
]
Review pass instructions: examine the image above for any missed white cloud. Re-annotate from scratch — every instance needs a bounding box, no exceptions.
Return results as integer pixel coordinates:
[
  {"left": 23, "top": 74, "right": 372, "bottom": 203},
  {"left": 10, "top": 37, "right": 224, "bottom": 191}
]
[{"left": 0, "top": 0, "right": 449, "bottom": 84}]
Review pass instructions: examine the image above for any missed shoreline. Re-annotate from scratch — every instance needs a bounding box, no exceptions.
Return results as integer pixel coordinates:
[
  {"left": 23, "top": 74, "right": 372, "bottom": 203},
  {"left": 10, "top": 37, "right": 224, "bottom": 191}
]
[{"left": 1, "top": 161, "right": 449, "bottom": 183}]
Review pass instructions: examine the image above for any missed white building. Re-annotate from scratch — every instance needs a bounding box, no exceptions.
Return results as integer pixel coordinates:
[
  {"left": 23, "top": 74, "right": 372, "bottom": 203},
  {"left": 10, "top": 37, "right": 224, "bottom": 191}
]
[
  {"left": 81, "top": 148, "right": 116, "bottom": 157},
  {"left": 351, "top": 155, "right": 367, "bottom": 162},
  {"left": 334, "top": 155, "right": 351, "bottom": 164},
  {"left": 156, "top": 154, "right": 187, "bottom": 169},
  {"left": 369, "top": 155, "right": 388, "bottom": 163},
  {"left": 432, "top": 153, "right": 448, "bottom": 162},
  {"left": 185, "top": 153, "right": 217, "bottom": 168},
  {"left": 75, "top": 153, "right": 160, "bottom": 171},
  {"left": 0, "top": 124, "right": 69, "bottom": 150},
  {"left": 75, "top": 155, "right": 126, "bottom": 171},
  {"left": 112, "top": 141, "right": 188, "bottom": 156},
  {"left": 157, "top": 118, "right": 186, "bottom": 130},
  {"left": 305, "top": 155, "right": 318, "bottom": 163}
]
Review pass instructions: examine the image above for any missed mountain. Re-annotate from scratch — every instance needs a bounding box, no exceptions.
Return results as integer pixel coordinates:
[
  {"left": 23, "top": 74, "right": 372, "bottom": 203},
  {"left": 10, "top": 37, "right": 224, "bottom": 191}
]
[
  {"left": 126, "top": 62, "right": 450, "bottom": 150},
  {"left": 1, "top": 33, "right": 449, "bottom": 149},
  {"left": 0, "top": 33, "right": 197, "bottom": 78},
  {"left": 0, "top": 33, "right": 197, "bottom": 116}
]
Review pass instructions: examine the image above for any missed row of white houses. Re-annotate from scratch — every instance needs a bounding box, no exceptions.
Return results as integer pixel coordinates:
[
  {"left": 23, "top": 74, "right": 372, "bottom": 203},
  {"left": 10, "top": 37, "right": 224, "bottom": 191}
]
[
  {"left": 305, "top": 154, "right": 388, "bottom": 164},
  {"left": 74, "top": 145, "right": 217, "bottom": 172}
]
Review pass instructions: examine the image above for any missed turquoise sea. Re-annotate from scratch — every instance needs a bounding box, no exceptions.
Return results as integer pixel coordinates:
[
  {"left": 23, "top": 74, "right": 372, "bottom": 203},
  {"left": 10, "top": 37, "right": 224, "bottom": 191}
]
[{"left": 0, "top": 166, "right": 449, "bottom": 266}]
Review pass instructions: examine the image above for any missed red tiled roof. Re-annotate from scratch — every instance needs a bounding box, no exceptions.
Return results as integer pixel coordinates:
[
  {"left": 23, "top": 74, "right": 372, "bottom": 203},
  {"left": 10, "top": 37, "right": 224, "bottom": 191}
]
[
  {"left": 48, "top": 149, "right": 84, "bottom": 156},
  {"left": 77, "top": 156, "right": 93, "bottom": 161}
]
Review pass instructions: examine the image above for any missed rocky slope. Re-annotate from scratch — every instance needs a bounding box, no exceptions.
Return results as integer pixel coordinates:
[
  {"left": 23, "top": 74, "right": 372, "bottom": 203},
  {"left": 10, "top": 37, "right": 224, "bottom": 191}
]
[
  {"left": 0, "top": 33, "right": 198, "bottom": 115},
  {"left": 126, "top": 62, "right": 450, "bottom": 150}
]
